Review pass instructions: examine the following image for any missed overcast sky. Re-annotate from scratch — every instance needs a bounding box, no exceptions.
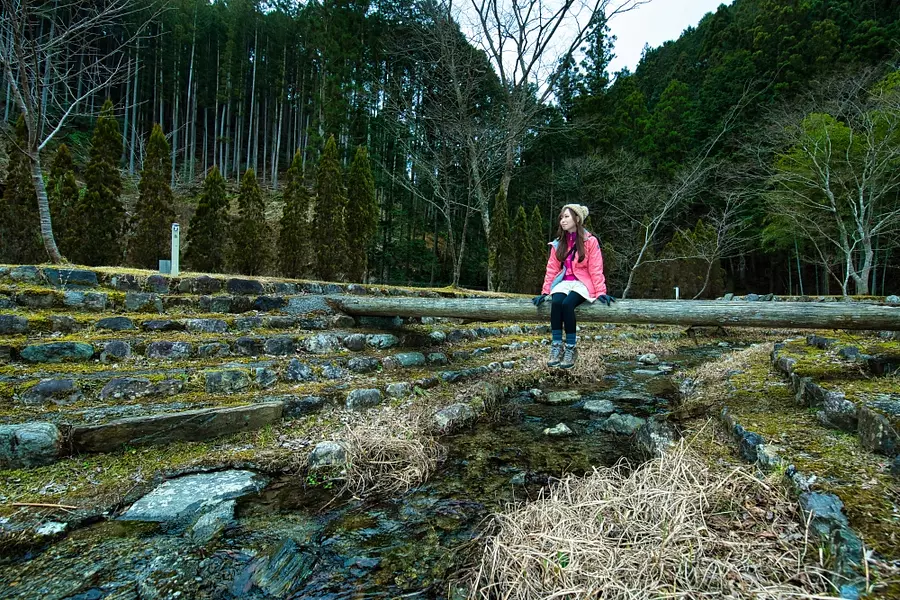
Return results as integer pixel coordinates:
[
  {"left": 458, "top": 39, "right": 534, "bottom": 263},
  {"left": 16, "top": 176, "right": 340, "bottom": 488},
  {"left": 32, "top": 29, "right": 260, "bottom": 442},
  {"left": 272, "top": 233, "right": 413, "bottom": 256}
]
[{"left": 606, "top": 0, "right": 734, "bottom": 75}]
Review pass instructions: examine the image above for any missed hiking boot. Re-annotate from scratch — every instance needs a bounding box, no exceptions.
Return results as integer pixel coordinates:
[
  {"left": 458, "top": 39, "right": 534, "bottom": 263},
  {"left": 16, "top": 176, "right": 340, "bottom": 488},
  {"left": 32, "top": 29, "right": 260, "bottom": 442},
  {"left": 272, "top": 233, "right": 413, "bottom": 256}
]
[
  {"left": 547, "top": 342, "right": 564, "bottom": 367},
  {"left": 559, "top": 344, "right": 578, "bottom": 369}
]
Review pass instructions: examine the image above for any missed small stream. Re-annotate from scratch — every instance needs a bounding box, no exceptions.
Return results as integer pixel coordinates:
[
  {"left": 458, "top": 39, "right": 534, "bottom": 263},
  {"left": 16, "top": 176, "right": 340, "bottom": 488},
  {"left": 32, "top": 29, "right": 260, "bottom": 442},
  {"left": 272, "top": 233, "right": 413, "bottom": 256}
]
[{"left": 1, "top": 346, "right": 728, "bottom": 600}]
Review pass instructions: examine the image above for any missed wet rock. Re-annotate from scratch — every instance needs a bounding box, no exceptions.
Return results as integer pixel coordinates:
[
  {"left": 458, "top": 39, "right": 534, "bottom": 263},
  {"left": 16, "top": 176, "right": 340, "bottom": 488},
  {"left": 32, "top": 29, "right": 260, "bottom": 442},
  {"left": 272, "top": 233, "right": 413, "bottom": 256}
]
[
  {"left": 0, "top": 315, "right": 28, "bottom": 334},
  {"left": 432, "top": 403, "right": 476, "bottom": 433},
  {"left": 322, "top": 365, "right": 349, "bottom": 380},
  {"left": 146, "top": 274, "right": 170, "bottom": 294},
  {"left": 186, "top": 318, "right": 228, "bottom": 333},
  {"left": 125, "top": 292, "right": 163, "bottom": 312},
  {"left": 285, "top": 359, "right": 316, "bottom": 382},
  {"left": 49, "top": 315, "right": 76, "bottom": 332},
  {"left": 303, "top": 333, "right": 343, "bottom": 354},
  {"left": 367, "top": 333, "right": 399, "bottom": 349},
  {"left": 96, "top": 316, "right": 135, "bottom": 331},
  {"left": 10, "top": 265, "right": 41, "bottom": 282},
  {"left": 348, "top": 356, "right": 380, "bottom": 374},
  {"left": 583, "top": 399, "right": 616, "bottom": 417},
  {"left": 100, "top": 377, "right": 184, "bottom": 401},
  {"left": 427, "top": 352, "right": 449, "bottom": 365},
  {"left": 0, "top": 422, "right": 61, "bottom": 468},
  {"left": 146, "top": 341, "right": 192, "bottom": 359},
  {"left": 198, "top": 342, "right": 230, "bottom": 358},
  {"left": 282, "top": 395, "right": 326, "bottom": 418},
  {"left": 143, "top": 319, "right": 185, "bottom": 332},
  {"left": 234, "top": 336, "right": 265, "bottom": 356},
  {"left": 43, "top": 268, "right": 98, "bottom": 287},
  {"left": 540, "top": 390, "right": 581, "bottom": 405},
  {"left": 342, "top": 333, "right": 367, "bottom": 351},
  {"left": 253, "top": 296, "right": 287, "bottom": 312},
  {"left": 598, "top": 413, "right": 645, "bottom": 435},
  {"left": 100, "top": 340, "right": 131, "bottom": 362},
  {"left": 120, "top": 470, "right": 268, "bottom": 529},
  {"left": 232, "top": 538, "right": 318, "bottom": 598},
  {"left": 885, "top": 294, "right": 899, "bottom": 305},
  {"left": 227, "top": 278, "right": 264, "bottom": 295},
  {"left": 429, "top": 330, "right": 447, "bottom": 343},
  {"left": 346, "top": 388, "right": 383, "bottom": 410},
  {"left": 309, "top": 441, "right": 348, "bottom": 469},
  {"left": 637, "top": 353, "right": 659, "bottom": 365},
  {"left": 264, "top": 336, "right": 296, "bottom": 356},
  {"left": 382, "top": 352, "right": 426, "bottom": 370},
  {"left": 633, "top": 369, "right": 663, "bottom": 376},
  {"left": 21, "top": 378, "right": 83, "bottom": 405},
  {"left": 284, "top": 295, "right": 334, "bottom": 315},
  {"left": 543, "top": 423, "right": 574, "bottom": 437},
  {"left": 21, "top": 341, "right": 94, "bottom": 363},
  {"left": 634, "top": 417, "right": 678, "bottom": 459},
  {"left": 205, "top": 369, "right": 252, "bottom": 393},
  {"left": 254, "top": 367, "right": 278, "bottom": 389},
  {"left": 386, "top": 382, "right": 412, "bottom": 398},
  {"left": 190, "top": 499, "right": 235, "bottom": 545}
]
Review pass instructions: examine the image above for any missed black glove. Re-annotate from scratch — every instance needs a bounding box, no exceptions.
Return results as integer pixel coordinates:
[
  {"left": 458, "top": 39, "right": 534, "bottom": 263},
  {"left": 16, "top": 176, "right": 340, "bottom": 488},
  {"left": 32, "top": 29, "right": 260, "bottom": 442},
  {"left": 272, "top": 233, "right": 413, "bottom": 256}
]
[
  {"left": 596, "top": 294, "right": 616, "bottom": 306},
  {"left": 532, "top": 295, "right": 547, "bottom": 307}
]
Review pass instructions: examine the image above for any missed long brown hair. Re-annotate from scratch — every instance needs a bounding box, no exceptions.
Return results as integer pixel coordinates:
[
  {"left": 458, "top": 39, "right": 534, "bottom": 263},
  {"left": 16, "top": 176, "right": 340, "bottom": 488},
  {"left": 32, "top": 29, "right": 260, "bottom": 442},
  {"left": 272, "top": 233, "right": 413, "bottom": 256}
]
[{"left": 555, "top": 207, "right": 587, "bottom": 264}]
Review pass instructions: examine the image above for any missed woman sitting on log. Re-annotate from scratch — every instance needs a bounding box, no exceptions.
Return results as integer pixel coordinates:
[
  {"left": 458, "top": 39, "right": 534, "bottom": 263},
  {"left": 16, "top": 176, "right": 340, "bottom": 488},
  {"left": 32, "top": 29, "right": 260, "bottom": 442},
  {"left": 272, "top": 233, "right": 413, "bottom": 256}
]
[{"left": 532, "top": 204, "right": 615, "bottom": 369}]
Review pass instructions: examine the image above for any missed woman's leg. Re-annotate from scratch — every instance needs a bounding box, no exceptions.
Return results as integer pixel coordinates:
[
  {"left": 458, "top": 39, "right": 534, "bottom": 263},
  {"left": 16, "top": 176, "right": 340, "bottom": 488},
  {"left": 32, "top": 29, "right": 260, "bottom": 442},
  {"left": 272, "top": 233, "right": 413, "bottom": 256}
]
[
  {"left": 561, "top": 292, "right": 585, "bottom": 346},
  {"left": 547, "top": 293, "right": 566, "bottom": 366}
]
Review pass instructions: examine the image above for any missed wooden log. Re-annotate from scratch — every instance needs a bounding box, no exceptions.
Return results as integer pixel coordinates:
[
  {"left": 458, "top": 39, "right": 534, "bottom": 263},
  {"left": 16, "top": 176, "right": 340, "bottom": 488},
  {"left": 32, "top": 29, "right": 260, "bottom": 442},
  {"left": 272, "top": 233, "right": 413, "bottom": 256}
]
[{"left": 327, "top": 296, "right": 900, "bottom": 331}]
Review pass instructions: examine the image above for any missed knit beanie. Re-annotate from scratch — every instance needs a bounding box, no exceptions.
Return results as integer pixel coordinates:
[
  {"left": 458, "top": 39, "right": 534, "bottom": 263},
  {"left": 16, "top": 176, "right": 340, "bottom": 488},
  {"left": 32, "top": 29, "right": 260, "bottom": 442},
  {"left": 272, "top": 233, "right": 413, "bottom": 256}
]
[{"left": 562, "top": 203, "right": 589, "bottom": 224}]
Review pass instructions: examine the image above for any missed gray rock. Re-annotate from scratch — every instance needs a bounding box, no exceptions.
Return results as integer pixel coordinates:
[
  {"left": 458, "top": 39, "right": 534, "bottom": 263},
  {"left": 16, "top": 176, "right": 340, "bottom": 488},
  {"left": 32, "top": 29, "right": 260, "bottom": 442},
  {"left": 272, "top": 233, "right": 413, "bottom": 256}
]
[
  {"left": 143, "top": 319, "right": 185, "bottom": 332},
  {"left": 205, "top": 369, "right": 252, "bottom": 393},
  {"left": 329, "top": 315, "right": 357, "bottom": 329},
  {"left": 110, "top": 274, "right": 141, "bottom": 291},
  {"left": 96, "top": 316, "right": 135, "bottom": 331},
  {"left": 198, "top": 342, "right": 230, "bottom": 358},
  {"left": 284, "top": 295, "right": 334, "bottom": 315},
  {"left": 186, "top": 318, "right": 228, "bottom": 333},
  {"left": 254, "top": 367, "right": 278, "bottom": 389},
  {"left": 266, "top": 316, "right": 297, "bottom": 329},
  {"left": 200, "top": 295, "right": 232, "bottom": 313},
  {"left": 633, "top": 369, "right": 663, "bottom": 376},
  {"left": 303, "top": 333, "right": 343, "bottom": 354},
  {"left": 322, "top": 365, "right": 349, "bottom": 380},
  {"left": 637, "top": 353, "right": 659, "bottom": 365},
  {"left": 366, "top": 334, "right": 399, "bottom": 349},
  {"left": 0, "top": 315, "right": 28, "bottom": 334},
  {"left": 745, "top": 293, "right": 760, "bottom": 301},
  {"left": 799, "top": 492, "right": 864, "bottom": 578},
  {"left": 822, "top": 390, "right": 858, "bottom": 431},
  {"left": 309, "top": 441, "right": 348, "bottom": 469},
  {"left": 100, "top": 377, "right": 184, "bottom": 401},
  {"left": 21, "top": 379, "right": 83, "bottom": 405},
  {"left": 756, "top": 444, "right": 785, "bottom": 470},
  {"left": 235, "top": 316, "right": 264, "bottom": 330},
  {"left": 83, "top": 292, "right": 108, "bottom": 311},
  {"left": 348, "top": 356, "right": 380, "bottom": 374},
  {"left": 583, "top": 399, "right": 616, "bottom": 417},
  {"left": 0, "top": 422, "right": 62, "bottom": 468},
  {"left": 540, "top": 390, "right": 581, "bottom": 405},
  {"left": 21, "top": 341, "right": 94, "bottom": 363},
  {"left": 543, "top": 423, "right": 574, "bottom": 437},
  {"left": 432, "top": 403, "right": 477, "bottom": 433},
  {"left": 891, "top": 455, "right": 900, "bottom": 478},
  {"left": 346, "top": 388, "right": 383, "bottom": 410},
  {"left": 20, "top": 290, "right": 61, "bottom": 308},
  {"left": 190, "top": 499, "right": 235, "bottom": 545},
  {"left": 501, "top": 361, "right": 515, "bottom": 369},
  {"left": 886, "top": 295, "right": 900, "bottom": 305},
  {"left": 285, "top": 358, "right": 316, "bottom": 382},
  {"left": 35, "top": 521, "right": 67, "bottom": 537},
  {"left": 145, "top": 274, "right": 170, "bottom": 294},
  {"left": 272, "top": 282, "right": 298, "bottom": 294},
  {"left": 234, "top": 336, "right": 265, "bottom": 356},
  {"left": 761, "top": 293, "right": 775, "bottom": 301},
  {"left": 100, "top": 340, "right": 131, "bottom": 362},
  {"left": 857, "top": 404, "right": 899, "bottom": 456},
  {"left": 10, "top": 265, "right": 41, "bottom": 282},
  {"left": 281, "top": 395, "right": 326, "bottom": 418},
  {"left": 634, "top": 418, "right": 678, "bottom": 459},
  {"left": 382, "top": 352, "right": 426, "bottom": 370},
  {"left": 120, "top": 470, "right": 267, "bottom": 527},
  {"left": 227, "top": 278, "right": 264, "bottom": 295},
  {"left": 193, "top": 275, "right": 223, "bottom": 295},
  {"left": 253, "top": 296, "right": 287, "bottom": 312},
  {"left": 386, "top": 382, "right": 412, "bottom": 398},
  {"left": 510, "top": 472, "right": 526, "bottom": 485},
  {"left": 125, "top": 292, "right": 163, "bottom": 312},
  {"left": 723, "top": 293, "right": 734, "bottom": 301},
  {"left": 427, "top": 352, "right": 449, "bottom": 365},
  {"left": 429, "top": 330, "right": 447, "bottom": 343},
  {"left": 301, "top": 282, "right": 323, "bottom": 294},
  {"left": 146, "top": 341, "right": 193, "bottom": 359},
  {"left": 49, "top": 315, "right": 76, "bottom": 332},
  {"left": 323, "top": 283, "right": 343, "bottom": 294},
  {"left": 264, "top": 336, "right": 296, "bottom": 356},
  {"left": 342, "top": 333, "right": 367, "bottom": 351},
  {"left": 598, "top": 413, "right": 646, "bottom": 435}
]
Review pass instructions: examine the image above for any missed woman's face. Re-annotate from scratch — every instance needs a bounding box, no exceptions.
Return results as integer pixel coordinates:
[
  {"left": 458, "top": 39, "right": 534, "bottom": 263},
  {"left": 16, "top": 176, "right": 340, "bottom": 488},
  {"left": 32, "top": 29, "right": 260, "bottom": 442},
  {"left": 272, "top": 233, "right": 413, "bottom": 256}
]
[{"left": 560, "top": 209, "right": 577, "bottom": 233}]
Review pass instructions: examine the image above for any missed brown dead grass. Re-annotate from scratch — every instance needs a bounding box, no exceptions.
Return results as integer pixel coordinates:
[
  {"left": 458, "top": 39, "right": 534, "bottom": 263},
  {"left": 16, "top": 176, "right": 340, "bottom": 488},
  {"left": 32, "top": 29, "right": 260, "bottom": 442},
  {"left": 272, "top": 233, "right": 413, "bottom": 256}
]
[{"left": 468, "top": 443, "right": 835, "bottom": 600}]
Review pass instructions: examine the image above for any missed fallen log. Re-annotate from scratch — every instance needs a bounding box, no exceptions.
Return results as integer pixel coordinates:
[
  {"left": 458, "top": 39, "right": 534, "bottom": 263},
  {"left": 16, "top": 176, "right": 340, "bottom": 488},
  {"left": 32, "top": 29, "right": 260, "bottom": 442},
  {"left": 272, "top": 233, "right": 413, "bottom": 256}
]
[{"left": 328, "top": 296, "right": 900, "bottom": 331}]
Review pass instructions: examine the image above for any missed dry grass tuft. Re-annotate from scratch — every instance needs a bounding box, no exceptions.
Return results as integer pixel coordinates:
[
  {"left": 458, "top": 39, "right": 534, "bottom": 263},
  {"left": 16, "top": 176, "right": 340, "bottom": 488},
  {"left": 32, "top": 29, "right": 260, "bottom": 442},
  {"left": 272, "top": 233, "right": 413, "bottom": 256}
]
[
  {"left": 468, "top": 443, "right": 834, "bottom": 599},
  {"left": 340, "top": 411, "right": 446, "bottom": 497}
]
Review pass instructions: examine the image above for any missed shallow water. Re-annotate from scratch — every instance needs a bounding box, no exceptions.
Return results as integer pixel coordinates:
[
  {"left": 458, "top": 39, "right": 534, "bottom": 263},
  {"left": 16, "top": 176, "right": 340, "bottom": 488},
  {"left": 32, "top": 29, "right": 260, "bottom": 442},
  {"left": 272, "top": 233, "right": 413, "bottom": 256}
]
[{"left": 0, "top": 345, "right": 727, "bottom": 600}]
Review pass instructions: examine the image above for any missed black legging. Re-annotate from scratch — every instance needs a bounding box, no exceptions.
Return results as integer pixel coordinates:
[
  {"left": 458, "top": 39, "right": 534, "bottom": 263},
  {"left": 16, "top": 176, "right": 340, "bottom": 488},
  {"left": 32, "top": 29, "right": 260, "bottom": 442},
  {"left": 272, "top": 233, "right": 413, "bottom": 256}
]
[{"left": 550, "top": 292, "right": 585, "bottom": 335}]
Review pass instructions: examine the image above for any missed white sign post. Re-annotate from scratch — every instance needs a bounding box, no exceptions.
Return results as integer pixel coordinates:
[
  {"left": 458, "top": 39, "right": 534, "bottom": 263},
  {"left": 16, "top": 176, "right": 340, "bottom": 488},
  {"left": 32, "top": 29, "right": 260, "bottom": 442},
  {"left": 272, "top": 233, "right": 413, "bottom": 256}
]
[
  {"left": 674, "top": 286, "right": 680, "bottom": 300},
  {"left": 171, "top": 223, "right": 181, "bottom": 277}
]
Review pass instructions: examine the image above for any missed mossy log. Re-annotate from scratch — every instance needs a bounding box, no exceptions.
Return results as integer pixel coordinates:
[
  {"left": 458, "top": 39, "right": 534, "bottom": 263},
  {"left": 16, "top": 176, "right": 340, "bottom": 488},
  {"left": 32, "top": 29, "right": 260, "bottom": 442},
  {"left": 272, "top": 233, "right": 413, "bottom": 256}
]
[{"left": 327, "top": 296, "right": 900, "bottom": 331}]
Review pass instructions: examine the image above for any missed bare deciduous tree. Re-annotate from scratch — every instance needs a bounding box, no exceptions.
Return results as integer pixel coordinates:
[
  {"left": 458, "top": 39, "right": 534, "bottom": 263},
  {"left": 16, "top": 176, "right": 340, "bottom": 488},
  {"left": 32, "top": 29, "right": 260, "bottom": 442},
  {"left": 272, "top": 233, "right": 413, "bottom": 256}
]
[{"left": 0, "top": 0, "right": 156, "bottom": 263}]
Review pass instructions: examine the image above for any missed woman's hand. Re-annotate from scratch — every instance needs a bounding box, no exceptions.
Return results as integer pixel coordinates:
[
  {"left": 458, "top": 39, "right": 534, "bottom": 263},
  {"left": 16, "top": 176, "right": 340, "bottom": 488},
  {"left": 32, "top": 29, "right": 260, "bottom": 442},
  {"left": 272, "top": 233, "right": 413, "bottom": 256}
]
[
  {"left": 596, "top": 294, "right": 616, "bottom": 306},
  {"left": 532, "top": 295, "right": 548, "bottom": 307}
]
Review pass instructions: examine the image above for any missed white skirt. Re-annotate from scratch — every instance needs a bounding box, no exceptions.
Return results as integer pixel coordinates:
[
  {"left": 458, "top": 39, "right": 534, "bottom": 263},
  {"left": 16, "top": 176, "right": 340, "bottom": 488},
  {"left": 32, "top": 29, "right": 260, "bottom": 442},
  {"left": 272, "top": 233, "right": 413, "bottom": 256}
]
[{"left": 549, "top": 279, "right": 595, "bottom": 303}]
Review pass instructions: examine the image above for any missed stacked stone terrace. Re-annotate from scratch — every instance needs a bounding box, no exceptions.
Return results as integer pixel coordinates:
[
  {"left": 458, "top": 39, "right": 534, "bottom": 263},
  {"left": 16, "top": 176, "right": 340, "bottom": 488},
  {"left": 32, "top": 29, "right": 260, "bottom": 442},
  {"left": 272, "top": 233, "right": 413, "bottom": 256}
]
[{"left": 0, "top": 264, "right": 552, "bottom": 469}]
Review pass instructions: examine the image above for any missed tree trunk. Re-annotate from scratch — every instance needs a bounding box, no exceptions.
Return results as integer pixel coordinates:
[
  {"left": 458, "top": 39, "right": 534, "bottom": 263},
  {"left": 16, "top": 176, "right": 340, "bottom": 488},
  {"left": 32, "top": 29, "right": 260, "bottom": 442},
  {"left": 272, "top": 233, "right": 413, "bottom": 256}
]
[
  {"left": 794, "top": 238, "right": 804, "bottom": 296},
  {"left": 246, "top": 28, "right": 258, "bottom": 173},
  {"left": 31, "top": 155, "right": 63, "bottom": 263},
  {"left": 129, "top": 40, "right": 140, "bottom": 175},
  {"left": 327, "top": 296, "right": 900, "bottom": 331}
]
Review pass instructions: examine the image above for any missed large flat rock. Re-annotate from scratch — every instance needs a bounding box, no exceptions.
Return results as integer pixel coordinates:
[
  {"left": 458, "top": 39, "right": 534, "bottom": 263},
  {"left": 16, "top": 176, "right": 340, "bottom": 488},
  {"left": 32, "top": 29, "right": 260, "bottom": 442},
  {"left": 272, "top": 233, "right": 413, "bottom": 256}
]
[{"left": 71, "top": 402, "right": 284, "bottom": 453}]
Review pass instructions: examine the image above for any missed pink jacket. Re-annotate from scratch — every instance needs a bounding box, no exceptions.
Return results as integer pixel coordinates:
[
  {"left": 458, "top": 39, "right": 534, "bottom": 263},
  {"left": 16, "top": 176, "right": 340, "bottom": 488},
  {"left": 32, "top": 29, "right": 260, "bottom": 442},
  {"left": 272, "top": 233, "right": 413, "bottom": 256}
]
[{"left": 541, "top": 232, "right": 607, "bottom": 299}]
